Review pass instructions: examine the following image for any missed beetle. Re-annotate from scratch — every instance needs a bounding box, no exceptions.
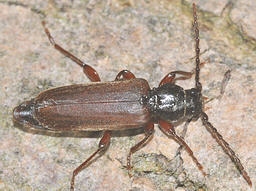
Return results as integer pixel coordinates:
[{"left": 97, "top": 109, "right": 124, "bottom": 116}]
[{"left": 13, "top": 4, "right": 252, "bottom": 190}]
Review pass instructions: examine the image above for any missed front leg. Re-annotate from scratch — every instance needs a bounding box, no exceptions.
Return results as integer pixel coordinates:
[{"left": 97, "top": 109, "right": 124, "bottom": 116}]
[
  {"left": 159, "top": 62, "right": 206, "bottom": 86},
  {"left": 159, "top": 71, "right": 193, "bottom": 86},
  {"left": 175, "top": 118, "right": 193, "bottom": 156},
  {"left": 158, "top": 120, "right": 206, "bottom": 176}
]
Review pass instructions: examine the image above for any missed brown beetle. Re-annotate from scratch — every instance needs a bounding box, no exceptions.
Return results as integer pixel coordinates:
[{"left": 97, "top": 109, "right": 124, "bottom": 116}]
[{"left": 13, "top": 4, "right": 252, "bottom": 190}]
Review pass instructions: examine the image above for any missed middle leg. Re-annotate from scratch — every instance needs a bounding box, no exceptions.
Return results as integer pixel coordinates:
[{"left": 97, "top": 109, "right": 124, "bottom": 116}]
[
  {"left": 115, "top": 70, "right": 136, "bottom": 81},
  {"left": 126, "top": 122, "right": 154, "bottom": 177}
]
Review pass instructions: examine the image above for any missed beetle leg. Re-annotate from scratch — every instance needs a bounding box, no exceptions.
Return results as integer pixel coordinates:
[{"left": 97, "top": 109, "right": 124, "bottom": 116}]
[
  {"left": 159, "top": 71, "right": 193, "bottom": 86},
  {"left": 159, "top": 62, "right": 206, "bottom": 86},
  {"left": 70, "top": 131, "right": 111, "bottom": 191},
  {"left": 158, "top": 120, "right": 207, "bottom": 176},
  {"left": 201, "top": 112, "right": 252, "bottom": 187},
  {"left": 42, "top": 21, "right": 100, "bottom": 82},
  {"left": 126, "top": 122, "right": 154, "bottom": 177},
  {"left": 115, "top": 70, "right": 136, "bottom": 81},
  {"left": 175, "top": 118, "right": 192, "bottom": 156}
]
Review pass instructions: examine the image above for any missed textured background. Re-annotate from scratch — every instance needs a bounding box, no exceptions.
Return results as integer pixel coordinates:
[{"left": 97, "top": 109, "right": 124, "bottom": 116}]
[{"left": 0, "top": 0, "right": 255, "bottom": 190}]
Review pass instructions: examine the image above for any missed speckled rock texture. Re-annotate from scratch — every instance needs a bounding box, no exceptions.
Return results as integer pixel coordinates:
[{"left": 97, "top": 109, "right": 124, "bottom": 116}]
[{"left": 0, "top": 0, "right": 255, "bottom": 191}]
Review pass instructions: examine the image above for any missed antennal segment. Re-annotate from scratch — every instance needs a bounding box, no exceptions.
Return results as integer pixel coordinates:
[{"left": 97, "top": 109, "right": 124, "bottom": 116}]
[{"left": 193, "top": 3, "right": 202, "bottom": 91}]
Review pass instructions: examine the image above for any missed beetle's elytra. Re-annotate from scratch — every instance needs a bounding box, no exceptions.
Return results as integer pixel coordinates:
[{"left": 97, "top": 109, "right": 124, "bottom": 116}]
[{"left": 13, "top": 3, "right": 252, "bottom": 190}]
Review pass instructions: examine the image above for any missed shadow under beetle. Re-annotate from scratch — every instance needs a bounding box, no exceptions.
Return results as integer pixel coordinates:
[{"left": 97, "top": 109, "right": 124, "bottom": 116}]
[{"left": 13, "top": 3, "right": 252, "bottom": 190}]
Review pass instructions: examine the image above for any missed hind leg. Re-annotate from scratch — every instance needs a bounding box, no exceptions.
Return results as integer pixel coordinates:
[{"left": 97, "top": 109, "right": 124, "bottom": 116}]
[
  {"left": 70, "top": 131, "right": 111, "bottom": 191},
  {"left": 42, "top": 21, "right": 100, "bottom": 82}
]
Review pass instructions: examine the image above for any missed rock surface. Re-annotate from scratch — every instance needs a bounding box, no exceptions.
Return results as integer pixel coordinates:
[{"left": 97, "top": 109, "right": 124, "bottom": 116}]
[{"left": 0, "top": 0, "right": 255, "bottom": 190}]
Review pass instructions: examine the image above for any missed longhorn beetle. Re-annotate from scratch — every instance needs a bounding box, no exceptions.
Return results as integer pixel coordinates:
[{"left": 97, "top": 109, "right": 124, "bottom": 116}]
[{"left": 13, "top": 3, "right": 252, "bottom": 190}]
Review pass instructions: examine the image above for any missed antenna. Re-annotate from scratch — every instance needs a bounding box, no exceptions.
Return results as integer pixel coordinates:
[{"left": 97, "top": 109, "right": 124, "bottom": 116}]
[{"left": 193, "top": 3, "right": 202, "bottom": 91}]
